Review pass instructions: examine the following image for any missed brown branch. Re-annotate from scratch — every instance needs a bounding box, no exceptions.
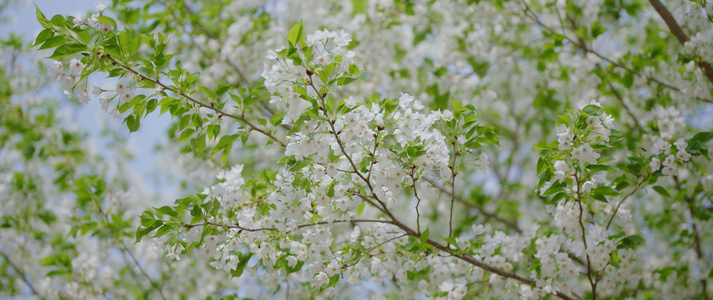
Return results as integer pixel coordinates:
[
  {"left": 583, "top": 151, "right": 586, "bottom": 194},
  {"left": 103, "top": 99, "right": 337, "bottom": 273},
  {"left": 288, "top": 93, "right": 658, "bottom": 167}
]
[
  {"left": 169, "top": 1, "right": 289, "bottom": 127},
  {"left": 301, "top": 68, "right": 577, "bottom": 300},
  {"left": 424, "top": 176, "right": 521, "bottom": 233},
  {"left": 606, "top": 174, "right": 652, "bottom": 230},
  {"left": 574, "top": 168, "right": 597, "bottom": 300},
  {"left": 106, "top": 56, "right": 287, "bottom": 147},
  {"left": 606, "top": 79, "right": 643, "bottom": 131},
  {"left": 517, "top": 0, "right": 713, "bottom": 104},
  {"left": 184, "top": 219, "right": 394, "bottom": 231},
  {"left": 387, "top": 216, "right": 578, "bottom": 300},
  {"left": 686, "top": 196, "right": 710, "bottom": 300},
  {"left": 673, "top": 176, "right": 710, "bottom": 300},
  {"left": 96, "top": 206, "right": 167, "bottom": 300},
  {"left": 448, "top": 142, "right": 458, "bottom": 237},
  {"left": 648, "top": 0, "right": 713, "bottom": 86},
  {"left": 0, "top": 250, "right": 47, "bottom": 300},
  {"left": 410, "top": 168, "right": 423, "bottom": 234}
]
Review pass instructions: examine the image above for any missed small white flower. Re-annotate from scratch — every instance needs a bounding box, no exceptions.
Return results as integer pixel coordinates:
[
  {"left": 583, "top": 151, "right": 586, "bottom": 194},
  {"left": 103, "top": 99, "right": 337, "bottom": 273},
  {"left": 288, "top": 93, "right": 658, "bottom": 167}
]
[
  {"left": 457, "top": 135, "right": 466, "bottom": 145},
  {"left": 77, "top": 90, "right": 90, "bottom": 104},
  {"left": 344, "top": 96, "right": 357, "bottom": 108},
  {"left": 48, "top": 60, "right": 63, "bottom": 79},
  {"left": 95, "top": 1, "right": 108, "bottom": 13},
  {"left": 109, "top": 109, "right": 121, "bottom": 119},
  {"left": 581, "top": 181, "right": 596, "bottom": 193},
  {"left": 60, "top": 75, "right": 75, "bottom": 90},
  {"left": 87, "top": 14, "right": 99, "bottom": 27},
  {"left": 92, "top": 84, "right": 103, "bottom": 95},
  {"left": 441, "top": 110, "right": 454, "bottom": 121},
  {"left": 73, "top": 14, "right": 85, "bottom": 27},
  {"left": 677, "top": 151, "right": 691, "bottom": 162},
  {"left": 115, "top": 80, "right": 130, "bottom": 94},
  {"left": 286, "top": 256, "right": 298, "bottom": 268},
  {"left": 472, "top": 224, "right": 485, "bottom": 235},
  {"left": 97, "top": 22, "right": 113, "bottom": 34},
  {"left": 69, "top": 59, "right": 84, "bottom": 73},
  {"left": 674, "top": 138, "right": 688, "bottom": 151},
  {"left": 650, "top": 157, "right": 660, "bottom": 170}
]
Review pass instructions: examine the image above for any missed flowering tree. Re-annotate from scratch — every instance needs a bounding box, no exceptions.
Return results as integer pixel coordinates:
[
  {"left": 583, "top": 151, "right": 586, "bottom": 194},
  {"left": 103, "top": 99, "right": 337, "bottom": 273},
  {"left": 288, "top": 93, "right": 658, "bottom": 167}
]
[{"left": 3, "top": 0, "right": 713, "bottom": 299}]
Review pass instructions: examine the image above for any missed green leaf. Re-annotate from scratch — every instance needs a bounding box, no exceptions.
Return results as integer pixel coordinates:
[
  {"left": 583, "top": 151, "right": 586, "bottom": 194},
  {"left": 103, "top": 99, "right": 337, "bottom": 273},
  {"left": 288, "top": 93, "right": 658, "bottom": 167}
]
[
  {"left": 178, "top": 129, "right": 195, "bottom": 143},
  {"left": 50, "top": 14, "right": 66, "bottom": 28},
  {"left": 652, "top": 185, "right": 670, "bottom": 197},
  {"left": 48, "top": 43, "right": 86, "bottom": 59},
  {"left": 420, "top": 227, "right": 430, "bottom": 244},
  {"left": 33, "top": 28, "right": 54, "bottom": 46},
  {"left": 593, "top": 193, "right": 608, "bottom": 203},
  {"left": 592, "top": 185, "right": 620, "bottom": 196},
  {"left": 135, "top": 219, "right": 163, "bottom": 243},
  {"left": 618, "top": 235, "right": 645, "bottom": 249},
  {"left": 287, "top": 20, "right": 303, "bottom": 47},
  {"left": 551, "top": 192, "right": 567, "bottom": 203},
  {"left": 356, "top": 202, "right": 365, "bottom": 216},
  {"left": 588, "top": 164, "right": 618, "bottom": 173},
  {"left": 582, "top": 106, "right": 598, "bottom": 115},
  {"left": 286, "top": 260, "right": 304, "bottom": 273},
  {"left": 126, "top": 115, "right": 140, "bottom": 132},
  {"left": 536, "top": 158, "right": 546, "bottom": 174},
  {"left": 212, "top": 134, "right": 239, "bottom": 155},
  {"left": 38, "top": 36, "right": 66, "bottom": 50},
  {"left": 156, "top": 206, "right": 178, "bottom": 218},
  {"left": 231, "top": 253, "right": 253, "bottom": 277},
  {"left": 35, "top": 4, "right": 50, "bottom": 28},
  {"left": 154, "top": 224, "right": 172, "bottom": 237}
]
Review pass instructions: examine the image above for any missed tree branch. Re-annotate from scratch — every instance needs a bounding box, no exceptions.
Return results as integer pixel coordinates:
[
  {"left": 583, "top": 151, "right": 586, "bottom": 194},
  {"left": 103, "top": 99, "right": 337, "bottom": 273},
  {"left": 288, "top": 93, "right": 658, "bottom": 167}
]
[
  {"left": 517, "top": 0, "right": 713, "bottom": 104},
  {"left": 648, "top": 0, "right": 713, "bottom": 85},
  {"left": 106, "top": 56, "right": 287, "bottom": 147},
  {"left": 606, "top": 79, "right": 643, "bottom": 132},
  {"left": 0, "top": 250, "right": 47, "bottom": 300}
]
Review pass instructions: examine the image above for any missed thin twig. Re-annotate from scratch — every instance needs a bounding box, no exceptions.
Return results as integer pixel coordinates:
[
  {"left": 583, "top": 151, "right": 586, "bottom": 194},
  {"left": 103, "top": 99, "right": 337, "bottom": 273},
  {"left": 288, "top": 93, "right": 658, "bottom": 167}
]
[
  {"left": 0, "top": 250, "right": 47, "bottom": 300},
  {"left": 106, "top": 56, "right": 287, "bottom": 147},
  {"left": 424, "top": 176, "right": 521, "bottom": 233},
  {"left": 448, "top": 142, "right": 457, "bottom": 237},
  {"left": 606, "top": 79, "right": 643, "bottom": 131},
  {"left": 169, "top": 1, "right": 286, "bottom": 124},
  {"left": 574, "top": 168, "right": 597, "bottom": 300},
  {"left": 96, "top": 206, "right": 167, "bottom": 300},
  {"left": 673, "top": 176, "right": 710, "bottom": 300},
  {"left": 517, "top": 0, "right": 713, "bottom": 104},
  {"left": 302, "top": 68, "right": 578, "bottom": 300},
  {"left": 185, "top": 219, "right": 394, "bottom": 231}
]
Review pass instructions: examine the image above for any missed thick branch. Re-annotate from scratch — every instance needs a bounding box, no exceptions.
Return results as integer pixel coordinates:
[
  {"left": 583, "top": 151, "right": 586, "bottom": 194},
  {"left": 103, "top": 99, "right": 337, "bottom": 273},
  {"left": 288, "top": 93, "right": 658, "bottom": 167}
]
[{"left": 648, "top": 0, "right": 713, "bottom": 85}]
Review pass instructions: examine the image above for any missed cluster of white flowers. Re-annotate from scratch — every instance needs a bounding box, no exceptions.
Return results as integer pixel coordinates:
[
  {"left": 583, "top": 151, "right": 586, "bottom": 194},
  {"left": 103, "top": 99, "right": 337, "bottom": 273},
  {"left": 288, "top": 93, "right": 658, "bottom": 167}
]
[
  {"left": 72, "top": 2, "right": 113, "bottom": 33},
  {"left": 48, "top": 58, "right": 88, "bottom": 102},
  {"left": 202, "top": 164, "right": 247, "bottom": 211},
  {"left": 161, "top": 28, "right": 511, "bottom": 298},
  {"left": 642, "top": 106, "right": 693, "bottom": 176},
  {"left": 261, "top": 29, "right": 356, "bottom": 123}
]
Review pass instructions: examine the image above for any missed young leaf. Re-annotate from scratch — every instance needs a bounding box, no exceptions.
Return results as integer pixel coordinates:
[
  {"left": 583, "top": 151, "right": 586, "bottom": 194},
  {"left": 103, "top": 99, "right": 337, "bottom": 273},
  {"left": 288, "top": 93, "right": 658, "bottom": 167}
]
[{"left": 287, "top": 20, "right": 303, "bottom": 47}]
